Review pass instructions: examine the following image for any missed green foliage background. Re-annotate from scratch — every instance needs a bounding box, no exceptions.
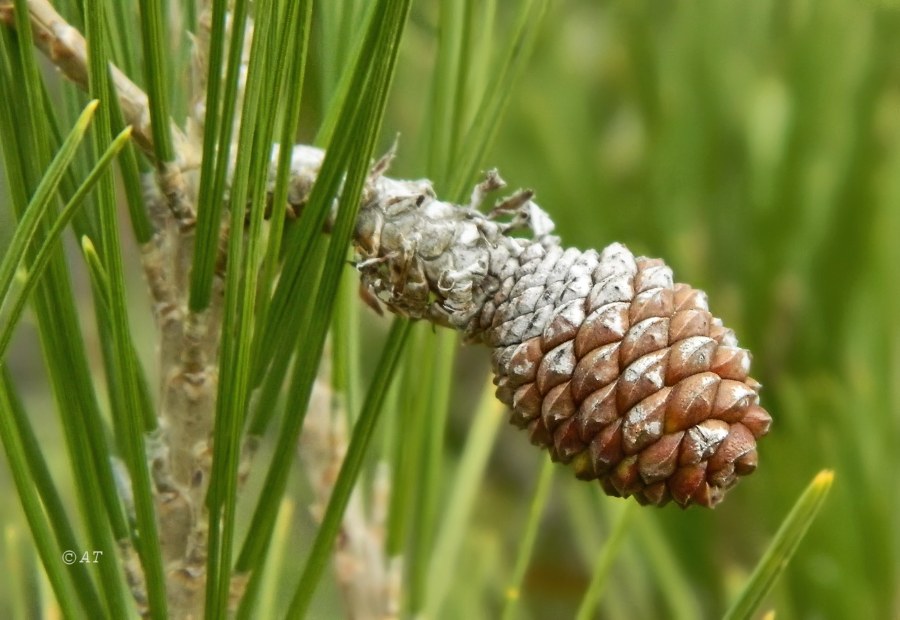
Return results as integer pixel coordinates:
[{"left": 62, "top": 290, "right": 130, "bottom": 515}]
[
  {"left": 0, "top": 0, "right": 897, "bottom": 618},
  {"left": 385, "top": 1, "right": 898, "bottom": 618}
]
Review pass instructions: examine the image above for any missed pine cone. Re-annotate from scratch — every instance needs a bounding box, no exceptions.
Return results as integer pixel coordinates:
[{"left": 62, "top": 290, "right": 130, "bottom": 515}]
[
  {"left": 354, "top": 176, "right": 771, "bottom": 508},
  {"left": 485, "top": 243, "right": 771, "bottom": 508}
]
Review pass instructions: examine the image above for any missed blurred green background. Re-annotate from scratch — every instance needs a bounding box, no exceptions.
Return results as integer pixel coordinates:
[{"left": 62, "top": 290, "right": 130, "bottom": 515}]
[
  {"left": 2, "top": 0, "right": 898, "bottom": 618},
  {"left": 385, "top": 0, "right": 899, "bottom": 618}
]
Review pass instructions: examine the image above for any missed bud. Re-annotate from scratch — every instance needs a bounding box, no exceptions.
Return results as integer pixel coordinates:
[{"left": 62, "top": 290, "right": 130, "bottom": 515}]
[{"left": 354, "top": 173, "right": 770, "bottom": 508}]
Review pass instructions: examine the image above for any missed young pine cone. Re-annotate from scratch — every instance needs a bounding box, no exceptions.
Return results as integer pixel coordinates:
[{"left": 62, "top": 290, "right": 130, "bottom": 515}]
[{"left": 354, "top": 172, "right": 771, "bottom": 508}]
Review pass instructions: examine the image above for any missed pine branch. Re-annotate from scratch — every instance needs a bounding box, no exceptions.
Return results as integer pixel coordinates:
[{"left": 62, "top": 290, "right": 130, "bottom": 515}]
[{"left": 2, "top": 3, "right": 773, "bottom": 617}]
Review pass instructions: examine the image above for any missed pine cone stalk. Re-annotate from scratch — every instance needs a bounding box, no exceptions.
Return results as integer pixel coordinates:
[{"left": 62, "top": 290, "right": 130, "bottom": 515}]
[{"left": 352, "top": 169, "right": 771, "bottom": 508}]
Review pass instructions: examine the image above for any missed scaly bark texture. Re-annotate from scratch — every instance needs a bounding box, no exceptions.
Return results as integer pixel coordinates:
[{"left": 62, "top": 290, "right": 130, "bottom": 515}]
[{"left": 351, "top": 169, "right": 771, "bottom": 508}]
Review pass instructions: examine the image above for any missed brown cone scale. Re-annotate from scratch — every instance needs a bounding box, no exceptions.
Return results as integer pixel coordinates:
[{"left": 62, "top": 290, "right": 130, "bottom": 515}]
[{"left": 488, "top": 246, "right": 771, "bottom": 508}]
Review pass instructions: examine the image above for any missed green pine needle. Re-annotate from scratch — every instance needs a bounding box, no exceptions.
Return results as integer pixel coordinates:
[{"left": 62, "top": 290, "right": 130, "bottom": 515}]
[
  {"left": 0, "top": 126, "right": 132, "bottom": 359},
  {"left": 0, "top": 101, "right": 98, "bottom": 315},
  {"left": 501, "top": 456, "right": 556, "bottom": 620},
  {"left": 0, "top": 378, "right": 83, "bottom": 617},
  {"left": 724, "top": 470, "right": 835, "bottom": 620},
  {"left": 574, "top": 500, "right": 636, "bottom": 620}
]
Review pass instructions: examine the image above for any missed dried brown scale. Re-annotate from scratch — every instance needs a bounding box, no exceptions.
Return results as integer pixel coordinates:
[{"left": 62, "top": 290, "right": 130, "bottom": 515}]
[{"left": 354, "top": 175, "right": 771, "bottom": 508}]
